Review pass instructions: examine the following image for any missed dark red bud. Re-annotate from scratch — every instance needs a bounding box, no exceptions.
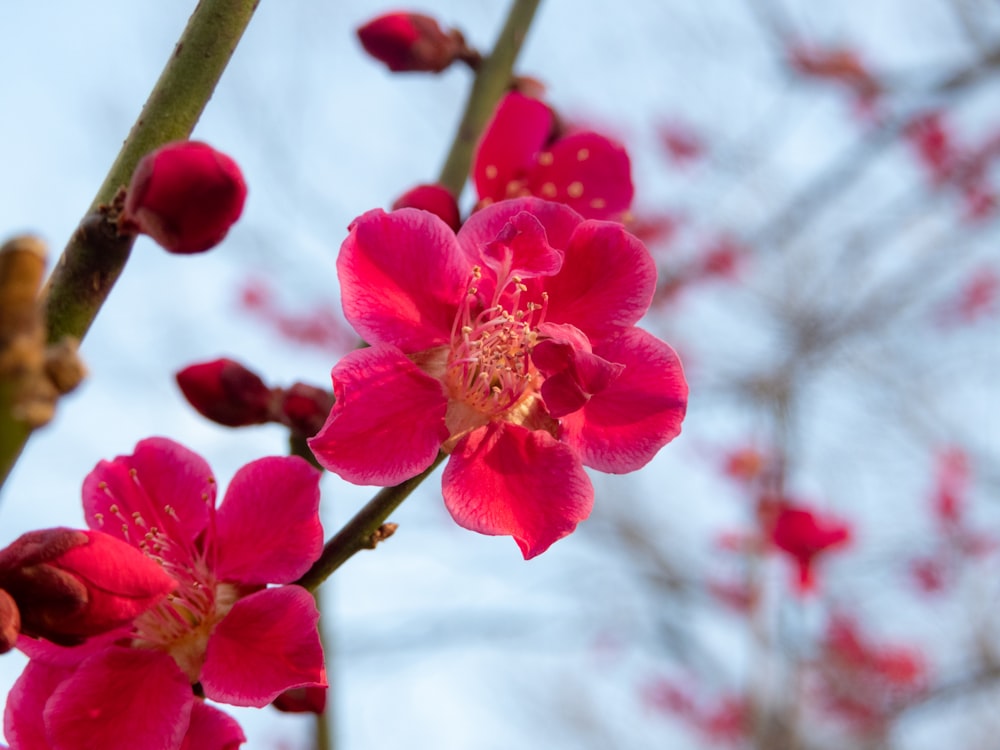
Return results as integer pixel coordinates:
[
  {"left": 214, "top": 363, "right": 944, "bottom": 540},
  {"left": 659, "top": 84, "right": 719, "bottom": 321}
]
[
  {"left": 0, "top": 528, "right": 176, "bottom": 645},
  {"left": 0, "top": 589, "right": 20, "bottom": 653},
  {"left": 121, "top": 141, "right": 247, "bottom": 254},
  {"left": 176, "top": 358, "right": 273, "bottom": 427},
  {"left": 272, "top": 685, "right": 327, "bottom": 714},
  {"left": 392, "top": 183, "right": 461, "bottom": 231},
  {"left": 277, "top": 383, "right": 335, "bottom": 438},
  {"left": 357, "top": 12, "right": 468, "bottom": 73}
]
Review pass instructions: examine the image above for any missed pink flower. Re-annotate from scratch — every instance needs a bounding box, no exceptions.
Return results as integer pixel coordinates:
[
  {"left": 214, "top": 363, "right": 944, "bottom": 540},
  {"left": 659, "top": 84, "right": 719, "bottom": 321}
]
[
  {"left": 769, "top": 502, "right": 851, "bottom": 592},
  {"left": 472, "top": 92, "right": 634, "bottom": 221},
  {"left": 5, "top": 438, "right": 326, "bottom": 750},
  {"left": 308, "top": 198, "right": 688, "bottom": 558},
  {"left": 121, "top": 141, "right": 247, "bottom": 254}
]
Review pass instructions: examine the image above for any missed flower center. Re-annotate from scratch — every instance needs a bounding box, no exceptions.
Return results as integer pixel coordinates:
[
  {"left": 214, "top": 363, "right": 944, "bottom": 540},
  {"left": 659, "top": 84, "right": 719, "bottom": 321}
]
[
  {"left": 445, "top": 266, "right": 547, "bottom": 418},
  {"left": 93, "top": 475, "right": 230, "bottom": 682}
]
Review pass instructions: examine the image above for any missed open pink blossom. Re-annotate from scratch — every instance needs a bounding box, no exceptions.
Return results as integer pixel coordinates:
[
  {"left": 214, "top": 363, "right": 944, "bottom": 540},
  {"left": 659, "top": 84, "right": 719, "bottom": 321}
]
[
  {"left": 308, "top": 198, "right": 688, "bottom": 558},
  {"left": 5, "top": 438, "right": 326, "bottom": 750},
  {"left": 472, "top": 92, "right": 634, "bottom": 220}
]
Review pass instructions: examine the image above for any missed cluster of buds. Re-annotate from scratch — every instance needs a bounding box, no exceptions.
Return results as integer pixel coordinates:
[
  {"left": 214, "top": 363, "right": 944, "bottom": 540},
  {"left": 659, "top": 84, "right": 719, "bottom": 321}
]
[
  {"left": 0, "top": 527, "right": 175, "bottom": 651},
  {"left": 356, "top": 12, "right": 480, "bottom": 73},
  {"left": 118, "top": 140, "right": 247, "bottom": 254},
  {"left": 175, "top": 357, "right": 334, "bottom": 438}
]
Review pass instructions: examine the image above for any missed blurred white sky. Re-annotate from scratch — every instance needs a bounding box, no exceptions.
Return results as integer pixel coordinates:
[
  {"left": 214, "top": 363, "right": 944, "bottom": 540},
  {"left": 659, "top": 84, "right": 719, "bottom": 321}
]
[{"left": 2, "top": 1, "right": 1000, "bottom": 748}]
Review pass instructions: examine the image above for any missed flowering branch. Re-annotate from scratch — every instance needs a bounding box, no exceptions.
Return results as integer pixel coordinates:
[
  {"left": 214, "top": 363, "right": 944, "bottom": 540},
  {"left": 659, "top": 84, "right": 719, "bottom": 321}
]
[
  {"left": 0, "top": 0, "right": 259, "bottom": 493},
  {"left": 296, "top": 454, "right": 446, "bottom": 591},
  {"left": 44, "top": 0, "right": 260, "bottom": 343},
  {"left": 436, "top": 0, "right": 542, "bottom": 196}
]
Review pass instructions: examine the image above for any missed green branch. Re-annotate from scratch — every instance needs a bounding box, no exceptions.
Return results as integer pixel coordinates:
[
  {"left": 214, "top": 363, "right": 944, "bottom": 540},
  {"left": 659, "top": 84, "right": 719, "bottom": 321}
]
[
  {"left": 296, "top": 454, "right": 446, "bottom": 591},
  {"left": 437, "top": 0, "right": 542, "bottom": 196},
  {"left": 44, "top": 0, "right": 260, "bottom": 343},
  {"left": 0, "top": 0, "right": 260, "bottom": 493}
]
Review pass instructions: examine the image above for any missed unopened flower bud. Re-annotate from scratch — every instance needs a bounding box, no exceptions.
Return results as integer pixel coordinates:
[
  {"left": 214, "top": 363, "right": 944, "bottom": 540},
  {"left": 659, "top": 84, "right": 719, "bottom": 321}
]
[
  {"left": 356, "top": 12, "right": 473, "bottom": 73},
  {"left": 176, "top": 358, "right": 273, "bottom": 427},
  {"left": 121, "top": 141, "right": 247, "bottom": 254},
  {"left": 272, "top": 685, "right": 328, "bottom": 714},
  {"left": 392, "top": 183, "right": 461, "bottom": 231},
  {"left": 277, "top": 383, "right": 336, "bottom": 438},
  {"left": 0, "top": 589, "right": 20, "bottom": 653},
  {"left": 0, "top": 528, "right": 176, "bottom": 645}
]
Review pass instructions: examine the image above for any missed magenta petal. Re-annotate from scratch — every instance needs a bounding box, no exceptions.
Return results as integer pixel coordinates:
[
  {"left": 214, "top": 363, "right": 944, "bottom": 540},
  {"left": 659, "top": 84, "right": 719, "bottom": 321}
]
[
  {"left": 542, "top": 221, "right": 656, "bottom": 341},
  {"left": 472, "top": 92, "right": 553, "bottom": 203},
  {"left": 213, "top": 456, "right": 322, "bottom": 585},
  {"left": 338, "top": 207, "right": 470, "bottom": 351},
  {"left": 560, "top": 328, "right": 688, "bottom": 473},
  {"left": 5, "top": 660, "right": 75, "bottom": 750},
  {"left": 460, "top": 198, "right": 581, "bottom": 267},
  {"left": 483, "top": 211, "right": 563, "bottom": 279},
  {"left": 83, "top": 437, "right": 215, "bottom": 555},
  {"left": 180, "top": 702, "right": 246, "bottom": 750},
  {"left": 45, "top": 647, "right": 193, "bottom": 750},
  {"left": 533, "top": 322, "right": 624, "bottom": 418},
  {"left": 308, "top": 345, "right": 448, "bottom": 485},
  {"left": 525, "top": 131, "right": 634, "bottom": 221},
  {"left": 442, "top": 423, "right": 594, "bottom": 559},
  {"left": 201, "top": 586, "right": 326, "bottom": 708}
]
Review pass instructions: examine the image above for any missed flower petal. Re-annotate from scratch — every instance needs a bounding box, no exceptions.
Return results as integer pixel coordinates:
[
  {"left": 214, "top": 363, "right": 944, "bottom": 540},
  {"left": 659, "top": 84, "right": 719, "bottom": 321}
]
[
  {"left": 5, "top": 660, "right": 75, "bottom": 750},
  {"left": 180, "top": 702, "right": 246, "bottom": 750},
  {"left": 338, "top": 207, "right": 470, "bottom": 351},
  {"left": 533, "top": 322, "right": 624, "bottom": 418},
  {"left": 472, "top": 92, "right": 553, "bottom": 203},
  {"left": 526, "top": 131, "right": 634, "bottom": 220},
  {"left": 542, "top": 220, "right": 657, "bottom": 341},
  {"left": 213, "top": 456, "right": 323, "bottom": 585},
  {"left": 201, "top": 586, "right": 326, "bottom": 708},
  {"left": 559, "top": 328, "right": 688, "bottom": 473},
  {"left": 44, "top": 647, "right": 193, "bottom": 750},
  {"left": 442, "top": 422, "right": 594, "bottom": 559},
  {"left": 483, "top": 211, "right": 563, "bottom": 280},
  {"left": 308, "top": 344, "right": 449, "bottom": 485},
  {"left": 459, "top": 197, "right": 582, "bottom": 267},
  {"left": 83, "top": 437, "right": 215, "bottom": 557}
]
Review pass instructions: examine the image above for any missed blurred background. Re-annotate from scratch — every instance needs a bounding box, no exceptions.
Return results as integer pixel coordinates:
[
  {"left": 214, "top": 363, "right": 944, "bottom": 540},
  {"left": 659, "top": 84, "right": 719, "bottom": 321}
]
[{"left": 2, "top": 1, "right": 1000, "bottom": 748}]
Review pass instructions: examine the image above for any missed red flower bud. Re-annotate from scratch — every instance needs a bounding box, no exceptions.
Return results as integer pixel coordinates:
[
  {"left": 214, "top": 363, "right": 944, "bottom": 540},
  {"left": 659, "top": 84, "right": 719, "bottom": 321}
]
[
  {"left": 392, "top": 183, "right": 461, "bottom": 231},
  {"left": 0, "top": 589, "right": 20, "bottom": 653},
  {"left": 176, "top": 358, "right": 273, "bottom": 427},
  {"left": 356, "top": 12, "right": 471, "bottom": 73},
  {"left": 121, "top": 141, "right": 247, "bottom": 254},
  {"left": 277, "top": 382, "right": 335, "bottom": 437},
  {"left": 272, "top": 685, "right": 328, "bottom": 714},
  {"left": 0, "top": 528, "right": 176, "bottom": 645}
]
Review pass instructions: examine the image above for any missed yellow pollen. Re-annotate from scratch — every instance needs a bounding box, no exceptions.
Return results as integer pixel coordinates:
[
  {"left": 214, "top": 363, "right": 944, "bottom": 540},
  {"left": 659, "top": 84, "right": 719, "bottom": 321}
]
[
  {"left": 538, "top": 152, "right": 554, "bottom": 166},
  {"left": 576, "top": 148, "right": 590, "bottom": 161},
  {"left": 109, "top": 504, "right": 119, "bottom": 514},
  {"left": 541, "top": 182, "right": 557, "bottom": 198},
  {"left": 590, "top": 198, "right": 607, "bottom": 209},
  {"left": 485, "top": 164, "right": 498, "bottom": 179},
  {"left": 568, "top": 181, "right": 584, "bottom": 198}
]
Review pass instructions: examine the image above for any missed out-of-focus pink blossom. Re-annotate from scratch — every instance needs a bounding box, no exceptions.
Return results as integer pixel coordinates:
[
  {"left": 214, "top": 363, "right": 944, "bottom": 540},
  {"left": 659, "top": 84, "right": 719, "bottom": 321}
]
[
  {"left": 769, "top": 502, "right": 851, "bottom": 592},
  {"left": 392, "top": 183, "right": 461, "bottom": 231},
  {"left": 472, "top": 92, "right": 634, "bottom": 220}
]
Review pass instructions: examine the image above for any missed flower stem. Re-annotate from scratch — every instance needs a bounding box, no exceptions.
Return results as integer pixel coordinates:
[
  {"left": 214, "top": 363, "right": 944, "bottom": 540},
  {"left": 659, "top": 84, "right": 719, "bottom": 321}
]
[
  {"left": 296, "top": 454, "right": 446, "bottom": 591},
  {"left": 436, "top": 0, "right": 543, "bottom": 196}
]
